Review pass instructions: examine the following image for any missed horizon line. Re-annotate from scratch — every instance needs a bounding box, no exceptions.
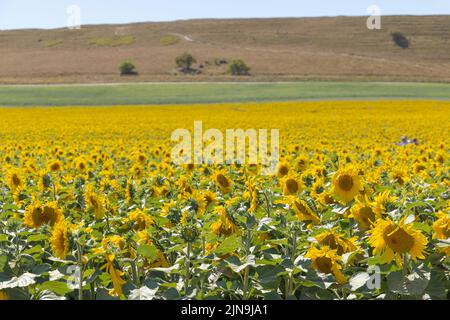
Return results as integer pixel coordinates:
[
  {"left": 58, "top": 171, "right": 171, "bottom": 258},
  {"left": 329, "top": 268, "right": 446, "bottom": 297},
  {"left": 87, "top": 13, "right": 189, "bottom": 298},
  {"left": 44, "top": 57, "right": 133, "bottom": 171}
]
[{"left": 1, "top": 14, "right": 448, "bottom": 32}]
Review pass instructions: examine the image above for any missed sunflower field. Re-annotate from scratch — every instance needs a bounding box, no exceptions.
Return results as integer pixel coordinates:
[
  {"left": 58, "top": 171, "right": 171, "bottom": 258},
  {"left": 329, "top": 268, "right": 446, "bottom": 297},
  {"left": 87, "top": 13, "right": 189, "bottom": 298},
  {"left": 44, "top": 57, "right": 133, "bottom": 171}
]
[{"left": 0, "top": 100, "right": 449, "bottom": 300}]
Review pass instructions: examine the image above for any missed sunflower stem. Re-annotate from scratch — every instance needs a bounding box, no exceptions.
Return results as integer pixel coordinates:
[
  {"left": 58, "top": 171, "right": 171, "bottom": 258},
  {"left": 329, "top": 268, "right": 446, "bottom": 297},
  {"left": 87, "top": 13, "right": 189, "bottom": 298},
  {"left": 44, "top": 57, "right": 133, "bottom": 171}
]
[
  {"left": 184, "top": 242, "right": 192, "bottom": 296},
  {"left": 75, "top": 241, "right": 84, "bottom": 301}
]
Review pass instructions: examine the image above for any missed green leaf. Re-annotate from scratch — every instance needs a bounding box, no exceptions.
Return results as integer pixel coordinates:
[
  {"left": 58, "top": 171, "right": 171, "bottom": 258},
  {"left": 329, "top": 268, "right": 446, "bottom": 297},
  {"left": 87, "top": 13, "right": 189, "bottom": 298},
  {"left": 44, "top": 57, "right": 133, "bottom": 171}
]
[
  {"left": 137, "top": 244, "right": 158, "bottom": 261},
  {"left": 38, "top": 281, "right": 72, "bottom": 296},
  {"left": 0, "top": 234, "right": 8, "bottom": 242},
  {"left": 0, "top": 273, "right": 38, "bottom": 289},
  {"left": 27, "top": 234, "right": 48, "bottom": 242},
  {"left": 214, "top": 235, "right": 242, "bottom": 256},
  {"left": 387, "top": 268, "right": 430, "bottom": 296}
]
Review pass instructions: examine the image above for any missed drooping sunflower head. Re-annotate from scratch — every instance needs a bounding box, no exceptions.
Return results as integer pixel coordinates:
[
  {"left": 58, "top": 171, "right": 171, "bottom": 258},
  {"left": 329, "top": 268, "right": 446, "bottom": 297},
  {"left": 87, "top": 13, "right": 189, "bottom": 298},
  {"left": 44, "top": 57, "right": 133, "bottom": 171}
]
[
  {"left": 332, "top": 166, "right": 362, "bottom": 204},
  {"left": 305, "top": 246, "right": 346, "bottom": 284},
  {"left": 41, "top": 202, "right": 64, "bottom": 227},
  {"left": 211, "top": 206, "right": 239, "bottom": 236},
  {"left": 288, "top": 197, "right": 320, "bottom": 224},
  {"left": 23, "top": 202, "right": 44, "bottom": 228},
  {"left": 213, "top": 170, "right": 233, "bottom": 194},
  {"left": 368, "top": 217, "right": 428, "bottom": 266},
  {"left": 127, "top": 208, "right": 154, "bottom": 231},
  {"left": 315, "top": 229, "right": 359, "bottom": 255},
  {"left": 350, "top": 201, "right": 377, "bottom": 231},
  {"left": 373, "top": 190, "right": 398, "bottom": 215},
  {"left": 51, "top": 221, "right": 70, "bottom": 259},
  {"left": 202, "top": 190, "right": 217, "bottom": 208},
  {"left": 85, "top": 185, "right": 105, "bottom": 219},
  {"left": 24, "top": 201, "right": 63, "bottom": 228},
  {"left": 433, "top": 211, "right": 450, "bottom": 240}
]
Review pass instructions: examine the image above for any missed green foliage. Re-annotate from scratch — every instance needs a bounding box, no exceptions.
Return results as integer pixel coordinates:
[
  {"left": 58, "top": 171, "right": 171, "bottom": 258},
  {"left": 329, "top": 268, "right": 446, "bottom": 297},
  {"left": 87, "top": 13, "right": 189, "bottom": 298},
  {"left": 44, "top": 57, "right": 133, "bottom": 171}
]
[
  {"left": 228, "top": 59, "right": 251, "bottom": 76},
  {"left": 119, "top": 61, "right": 137, "bottom": 75},
  {"left": 43, "top": 39, "right": 63, "bottom": 48},
  {"left": 90, "top": 36, "right": 135, "bottom": 47},
  {"left": 391, "top": 32, "right": 410, "bottom": 49},
  {"left": 160, "top": 35, "right": 180, "bottom": 46},
  {"left": 176, "top": 53, "right": 197, "bottom": 72}
]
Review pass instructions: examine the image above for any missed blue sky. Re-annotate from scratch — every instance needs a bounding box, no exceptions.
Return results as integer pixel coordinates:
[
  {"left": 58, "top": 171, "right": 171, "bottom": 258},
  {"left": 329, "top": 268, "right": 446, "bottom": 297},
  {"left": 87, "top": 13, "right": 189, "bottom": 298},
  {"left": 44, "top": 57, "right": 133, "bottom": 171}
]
[{"left": 1, "top": 0, "right": 449, "bottom": 30}]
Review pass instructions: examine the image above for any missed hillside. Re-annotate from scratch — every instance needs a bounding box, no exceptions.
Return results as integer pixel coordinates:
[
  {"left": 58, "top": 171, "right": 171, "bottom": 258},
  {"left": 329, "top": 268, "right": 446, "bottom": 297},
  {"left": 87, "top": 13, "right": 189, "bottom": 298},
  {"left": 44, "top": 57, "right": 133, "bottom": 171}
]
[{"left": 1, "top": 16, "right": 450, "bottom": 84}]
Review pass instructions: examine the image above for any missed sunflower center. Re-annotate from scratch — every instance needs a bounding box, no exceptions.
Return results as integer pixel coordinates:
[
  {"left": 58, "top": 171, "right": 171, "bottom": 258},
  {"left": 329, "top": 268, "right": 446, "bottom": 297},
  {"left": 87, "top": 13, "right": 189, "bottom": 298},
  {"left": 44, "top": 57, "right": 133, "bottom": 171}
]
[
  {"left": 384, "top": 226, "right": 415, "bottom": 253},
  {"left": 285, "top": 179, "right": 299, "bottom": 194},
  {"left": 337, "top": 174, "right": 354, "bottom": 191},
  {"left": 12, "top": 174, "right": 21, "bottom": 186},
  {"left": 216, "top": 174, "right": 230, "bottom": 188},
  {"left": 316, "top": 256, "right": 333, "bottom": 274},
  {"left": 278, "top": 166, "right": 288, "bottom": 176},
  {"left": 360, "top": 207, "right": 375, "bottom": 225}
]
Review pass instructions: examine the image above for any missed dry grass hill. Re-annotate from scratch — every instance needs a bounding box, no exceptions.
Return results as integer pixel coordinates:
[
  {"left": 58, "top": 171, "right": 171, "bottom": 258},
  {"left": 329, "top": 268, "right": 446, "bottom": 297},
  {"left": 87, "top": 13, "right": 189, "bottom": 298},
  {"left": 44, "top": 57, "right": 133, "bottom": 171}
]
[{"left": 1, "top": 16, "right": 450, "bottom": 84}]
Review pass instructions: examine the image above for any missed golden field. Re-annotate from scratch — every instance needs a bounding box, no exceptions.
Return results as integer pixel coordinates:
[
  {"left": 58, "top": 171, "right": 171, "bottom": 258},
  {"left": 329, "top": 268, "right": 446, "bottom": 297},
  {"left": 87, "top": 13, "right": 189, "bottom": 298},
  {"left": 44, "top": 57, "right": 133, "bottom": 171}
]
[{"left": 0, "top": 100, "right": 449, "bottom": 300}]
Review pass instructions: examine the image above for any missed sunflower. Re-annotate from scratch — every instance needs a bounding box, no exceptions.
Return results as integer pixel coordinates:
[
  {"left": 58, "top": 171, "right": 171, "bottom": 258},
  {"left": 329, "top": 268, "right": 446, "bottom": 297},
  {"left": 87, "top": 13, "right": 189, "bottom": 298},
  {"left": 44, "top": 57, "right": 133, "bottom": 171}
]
[
  {"left": 48, "top": 160, "right": 63, "bottom": 172},
  {"left": 433, "top": 211, "right": 450, "bottom": 256},
  {"left": 276, "top": 161, "right": 290, "bottom": 178},
  {"left": 372, "top": 190, "right": 397, "bottom": 215},
  {"left": 433, "top": 211, "right": 450, "bottom": 239},
  {"left": 280, "top": 173, "right": 303, "bottom": 196},
  {"left": 315, "top": 229, "right": 359, "bottom": 255},
  {"left": 38, "top": 170, "right": 51, "bottom": 191},
  {"left": 294, "top": 155, "right": 309, "bottom": 172},
  {"left": 102, "top": 235, "right": 126, "bottom": 252},
  {"left": 177, "top": 176, "right": 193, "bottom": 194},
  {"left": 127, "top": 208, "right": 154, "bottom": 231},
  {"left": 305, "top": 246, "right": 346, "bottom": 284},
  {"left": 211, "top": 206, "right": 239, "bottom": 236},
  {"left": 185, "top": 190, "right": 207, "bottom": 215},
  {"left": 213, "top": 170, "right": 233, "bottom": 194},
  {"left": 5, "top": 168, "right": 24, "bottom": 192},
  {"left": 287, "top": 196, "right": 320, "bottom": 224},
  {"left": 51, "top": 221, "right": 70, "bottom": 259},
  {"left": 85, "top": 185, "right": 105, "bottom": 219},
  {"left": 74, "top": 157, "right": 88, "bottom": 173},
  {"left": 350, "top": 201, "right": 377, "bottom": 231},
  {"left": 202, "top": 190, "right": 217, "bottom": 208},
  {"left": 368, "top": 217, "right": 428, "bottom": 266},
  {"left": 24, "top": 201, "right": 64, "bottom": 228},
  {"left": 332, "top": 166, "right": 362, "bottom": 203},
  {"left": 390, "top": 167, "right": 410, "bottom": 185}
]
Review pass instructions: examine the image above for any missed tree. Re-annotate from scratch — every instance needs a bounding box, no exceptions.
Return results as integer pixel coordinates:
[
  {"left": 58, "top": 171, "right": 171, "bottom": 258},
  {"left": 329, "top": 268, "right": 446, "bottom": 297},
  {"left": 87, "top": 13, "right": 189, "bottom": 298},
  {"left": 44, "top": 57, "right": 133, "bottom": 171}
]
[
  {"left": 119, "top": 60, "right": 137, "bottom": 75},
  {"left": 176, "top": 53, "right": 196, "bottom": 72},
  {"left": 228, "top": 59, "right": 251, "bottom": 76},
  {"left": 391, "top": 32, "right": 409, "bottom": 49}
]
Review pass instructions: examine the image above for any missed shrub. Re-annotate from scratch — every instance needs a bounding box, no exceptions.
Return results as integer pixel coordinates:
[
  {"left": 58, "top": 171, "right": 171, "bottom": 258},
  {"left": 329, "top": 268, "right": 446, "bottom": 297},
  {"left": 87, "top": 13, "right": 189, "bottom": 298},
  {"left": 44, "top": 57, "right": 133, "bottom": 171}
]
[
  {"left": 228, "top": 59, "right": 251, "bottom": 76},
  {"left": 176, "top": 53, "right": 196, "bottom": 72},
  {"left": 119, "top": 61, "right": 137, "bottom": 75},
  {"left": 391, "top": 32, "right": 409, "bottom": 49}
]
